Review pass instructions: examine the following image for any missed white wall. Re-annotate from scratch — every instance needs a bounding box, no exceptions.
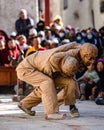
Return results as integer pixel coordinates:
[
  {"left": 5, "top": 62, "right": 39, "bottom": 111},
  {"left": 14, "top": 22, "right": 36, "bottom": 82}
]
[
  {"left": 62, "top": 0, "right": 104, "bottom": 30},
  {"left": 62, "top": 0, "right": 93, "bottom": 29},
  {"left": 0, "top": 0, "right": 104, "bottom": 36},
  {"left": 0, "top": 0, "right": 39, "bottom": 36},
  {"left": 93, "top": 0, "right": 104, "bottom": 30},
  {"left": 50, "top": 0, "right": 62, "bottom": 22}
]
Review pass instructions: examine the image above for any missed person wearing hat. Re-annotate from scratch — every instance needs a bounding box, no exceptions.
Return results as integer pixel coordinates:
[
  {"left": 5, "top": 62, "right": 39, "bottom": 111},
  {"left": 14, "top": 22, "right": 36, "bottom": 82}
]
[{"left": 16, "top": 42, "right": 98, "bottom": 119}]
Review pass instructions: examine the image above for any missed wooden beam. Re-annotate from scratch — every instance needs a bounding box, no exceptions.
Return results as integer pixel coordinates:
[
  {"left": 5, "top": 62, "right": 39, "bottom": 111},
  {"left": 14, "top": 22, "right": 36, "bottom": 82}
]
[{"left": 45, "top": 0, "right": 50, "bottom": 26}]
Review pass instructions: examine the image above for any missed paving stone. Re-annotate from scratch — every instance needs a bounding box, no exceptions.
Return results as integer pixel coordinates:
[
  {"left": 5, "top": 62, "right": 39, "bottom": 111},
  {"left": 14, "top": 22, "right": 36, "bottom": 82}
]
[{"left": 0, "top": 95, "right": 104, "bottom": 130}]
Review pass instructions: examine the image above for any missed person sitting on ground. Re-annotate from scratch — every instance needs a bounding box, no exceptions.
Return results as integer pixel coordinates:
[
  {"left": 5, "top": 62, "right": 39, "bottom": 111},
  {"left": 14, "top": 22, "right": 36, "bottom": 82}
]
[
  {"left": 89, "top": 58, "right": 104, "bottom": 100},
  {"left": 78, "top": 63, "right": 100, "bottom": 100},
  {"left": 16, "top": 42, "right": 98, "bottom": 120}
]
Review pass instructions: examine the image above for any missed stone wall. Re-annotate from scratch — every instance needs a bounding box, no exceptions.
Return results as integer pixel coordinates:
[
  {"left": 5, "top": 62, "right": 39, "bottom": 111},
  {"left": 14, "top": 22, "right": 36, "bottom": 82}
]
[
  {"left": 0, "top": 0, "right": 39, "bottom": 36},
  {"left": 93, "top": 0, "right": 104, "bottom": 30},
  {"left": 62, "top": 0, "right": 104, "bottom": 30},
  {"left": 0, "top": 0, "right": 104, "bottom": 36}
]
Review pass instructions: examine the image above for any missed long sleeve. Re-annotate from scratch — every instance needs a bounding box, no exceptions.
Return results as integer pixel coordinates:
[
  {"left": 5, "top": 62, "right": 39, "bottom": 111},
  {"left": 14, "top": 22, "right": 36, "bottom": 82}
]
[{"left": 78, "top": 70, "right": 100, "bottom": 83}]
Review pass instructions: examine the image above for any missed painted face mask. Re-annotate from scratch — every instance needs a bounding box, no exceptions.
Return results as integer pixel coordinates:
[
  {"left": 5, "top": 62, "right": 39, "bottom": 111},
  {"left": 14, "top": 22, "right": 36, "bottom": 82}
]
[{"left": 80, "top": 43, "right": 98, "bottom": 66}]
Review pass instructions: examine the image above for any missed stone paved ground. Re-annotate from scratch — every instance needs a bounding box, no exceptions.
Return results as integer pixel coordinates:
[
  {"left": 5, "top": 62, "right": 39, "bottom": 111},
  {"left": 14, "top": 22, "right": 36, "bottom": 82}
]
[{"left": 0, "top": 95, "right": 104, "bottom": 130}]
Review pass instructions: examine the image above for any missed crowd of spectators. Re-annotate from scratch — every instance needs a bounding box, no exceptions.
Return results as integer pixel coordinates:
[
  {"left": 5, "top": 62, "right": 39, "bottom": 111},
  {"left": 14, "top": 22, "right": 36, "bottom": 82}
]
[{"left": 0, "top": 9, "right": 104, "bottom": 104}]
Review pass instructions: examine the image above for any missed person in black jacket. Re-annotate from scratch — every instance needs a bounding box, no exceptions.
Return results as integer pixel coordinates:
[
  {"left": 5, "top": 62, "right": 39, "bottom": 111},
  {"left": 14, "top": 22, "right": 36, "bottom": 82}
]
[{"left": 15, "top": 9, "right": 34, "bottom": 38}]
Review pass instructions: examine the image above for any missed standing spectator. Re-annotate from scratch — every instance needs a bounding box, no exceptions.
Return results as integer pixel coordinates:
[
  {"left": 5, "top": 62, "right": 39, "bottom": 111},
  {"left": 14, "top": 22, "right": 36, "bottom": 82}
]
[{"left": 15, "top": 9, "right": 34, "bottom": 38}]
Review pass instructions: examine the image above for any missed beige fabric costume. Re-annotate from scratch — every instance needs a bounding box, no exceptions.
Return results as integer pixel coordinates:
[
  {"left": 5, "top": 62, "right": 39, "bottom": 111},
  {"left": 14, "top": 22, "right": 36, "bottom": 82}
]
[{"left": 16, "top": 42, "right": 98, "bottom": 115}]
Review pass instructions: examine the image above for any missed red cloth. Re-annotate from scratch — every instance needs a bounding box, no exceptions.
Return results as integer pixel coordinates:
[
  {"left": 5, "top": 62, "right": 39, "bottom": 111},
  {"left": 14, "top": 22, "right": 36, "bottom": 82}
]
[
  {"left": 8, "top": 45, "right": 20, "bottom": 60},
  {"left": 0, "top": 47, "right": 10, "bottom": 65}
]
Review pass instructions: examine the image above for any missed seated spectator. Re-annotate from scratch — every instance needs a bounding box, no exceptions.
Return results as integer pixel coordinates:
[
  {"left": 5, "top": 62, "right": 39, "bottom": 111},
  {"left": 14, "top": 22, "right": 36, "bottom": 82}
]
[
  {"left": 86, "top": 28, "right": 96, "bottom": 45},
  {"left": 51, "top": 24, "right": 62, "bottom": 43},
  {"left": 68, "top": 28, "right": 76, "bottom": 42},
  {"left": 38, "top": 31, "right": 45, "bottom": 42},
  {"left": 10, "top": 32, "right": 17, "bottom": 40},
  {"left": 28, "top": 28, "right": 37, "bottom": 39},
  {"left": 81, "top": 29, "right": 87, "bottom": 42},
  {"left": 58, "top": 28, "right": 66, "bottom": 42},
  {"left": 16, "top": 35, "right": 29, "bottom": 56},
  {"left": 0, "top": 29, "right": 9, "bottom": 44},
  {"left": 78, "top": 63, "right": 100, "bottom": 100},
  {"left": 27, "top": 28, "right": 38, "bottom": 46},
  {"left": 25, "top": 37, "right": 45, "bottom": 57},
  {"left": 51, "top": 38, "right": 59, "bottom": 48},
  {"left": 75, "top": 32, "right": 85, "bottom": 44},
  {"left": 0, "top": 39, "right": 5, "bottom": 50},
  {"left": 0, "top": 40, "right": 9, "bottom": 66},
  {"left": 40, "top": 39, "right": 51, "bottom": 50},
  {"left": 99, "top": 26, "right": 104, "bottom": 50},
  {"left": 0, "top": 39, "right": 10, "bottom": 66},
  {"left": 89, "top": 58, "right": 104, "bottom": 100},
  {"left": 36, "top": 19, "right": 45, "bottom": 32},
  {"left": 50, "top": 15, "right": 63, "bottom": 28},
  {"left": 61, "top": 39, "right": 70, "bottom": 45},
  {"left": 7, "top": 39, "right": 23, "bottom": 68},
  {"left": 7, "top": 38, "right": 25, "bottom": 95},
  {"left": 44, "top": 26, "right": 53, "bottom": 40}
]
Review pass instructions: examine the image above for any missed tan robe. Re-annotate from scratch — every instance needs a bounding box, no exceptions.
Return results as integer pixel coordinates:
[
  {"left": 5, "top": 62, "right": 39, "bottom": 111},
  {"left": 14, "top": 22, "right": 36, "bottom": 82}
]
[{"left": 16, "top": 42, "right": 83, "bottom": 114}]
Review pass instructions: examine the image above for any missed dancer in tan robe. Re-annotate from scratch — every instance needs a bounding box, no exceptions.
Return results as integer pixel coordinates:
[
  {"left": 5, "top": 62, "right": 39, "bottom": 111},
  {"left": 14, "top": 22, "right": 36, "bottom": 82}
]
[{"left": 16, "top": 42, "right": 98, "bottom": 119}]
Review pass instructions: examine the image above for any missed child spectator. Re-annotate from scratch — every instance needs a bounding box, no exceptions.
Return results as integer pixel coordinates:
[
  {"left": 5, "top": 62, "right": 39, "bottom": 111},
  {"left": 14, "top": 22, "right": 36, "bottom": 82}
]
[
  {"left": 7, "top": 39, "right": 23, "bottom": 68},
  {"left": 89, "top": 58, "right": 104, "bottom": 100},
  {"left": 78, "top": 63, "right": 100, "bottom": 100}
]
